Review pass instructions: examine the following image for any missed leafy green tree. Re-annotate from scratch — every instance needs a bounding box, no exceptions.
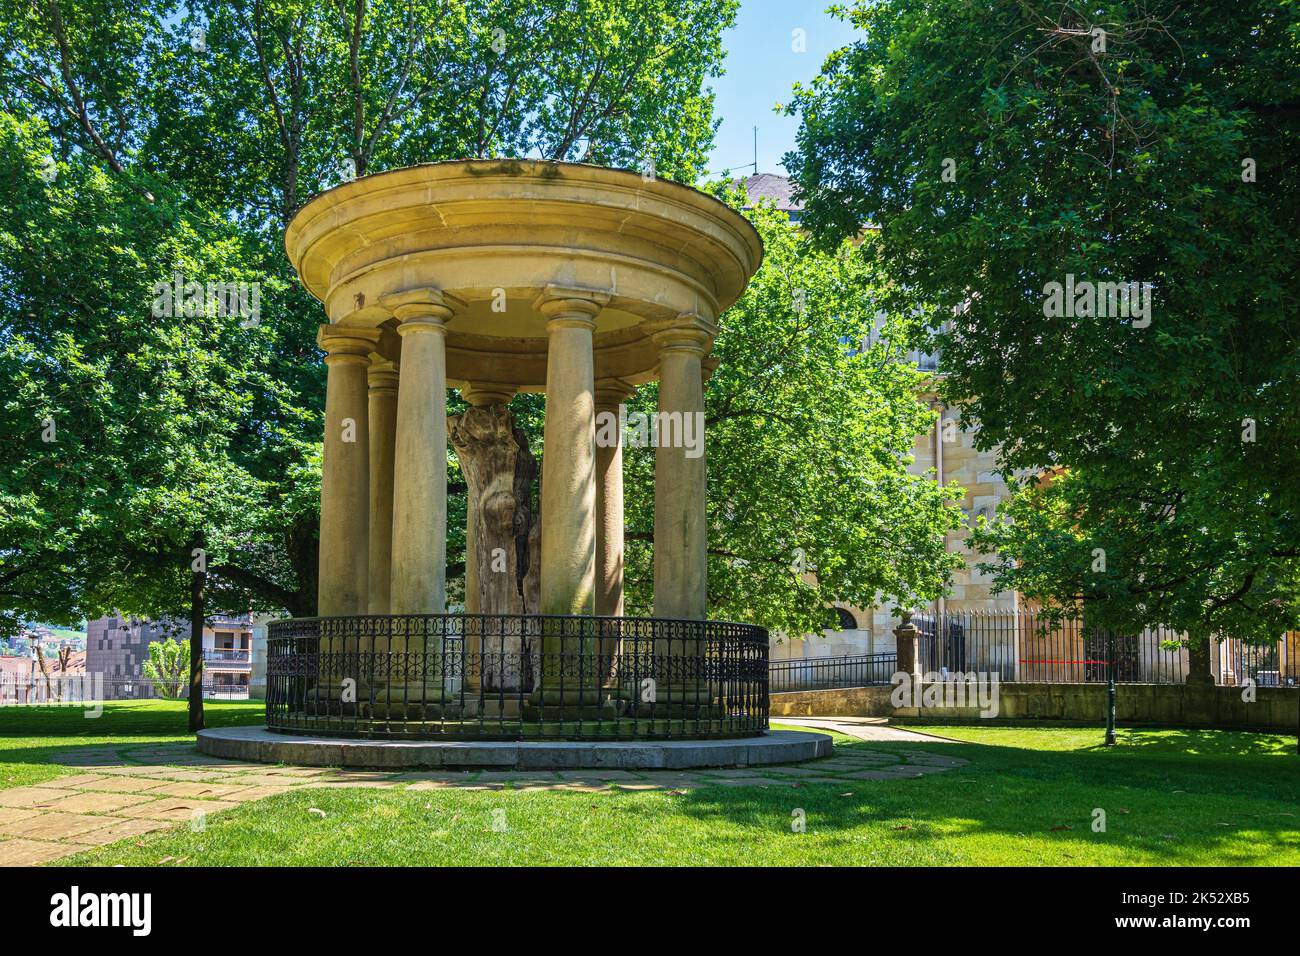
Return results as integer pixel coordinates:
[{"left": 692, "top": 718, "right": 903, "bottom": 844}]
[
  {"left": 1, "top": 0, "right": 737, "bottom": 632},
  {"left": 141, "top": 636, "right": 191, "bottom": 699},
  {"left": 784, "top": 0, "right": 1300, "bottom": 644},
  {"left": 622, "top": 193, "right": 965, "bottom": 635}
]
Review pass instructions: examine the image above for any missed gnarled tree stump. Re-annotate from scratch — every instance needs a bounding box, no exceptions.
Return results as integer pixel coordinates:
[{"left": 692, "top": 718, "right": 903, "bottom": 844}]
[{"left": 449, "top": 404, "right": 541, "bottom": 691}]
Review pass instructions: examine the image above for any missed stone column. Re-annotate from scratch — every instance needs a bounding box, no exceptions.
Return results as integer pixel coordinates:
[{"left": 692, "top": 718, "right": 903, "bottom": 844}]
[
  {"left": 536, "top": 288, "right": 607, "bottom": 616},
  {"left": 367, "top": 359, "right": 399, "bottom": 614},
  {"left": 594, "top": 380, "right": 636, "bottom": 617},
  {"left": 595, "top": 379, "right": 636, "bottom": 686},
  {"left": 317, "top": 326, "right": 380, "bottom": 617},
  {"left": 384, "top": 291, "right": 456, "bottom": 615},
  {"left": 534, "top": 288, "right": 607, "bottom": 702},
  {"left": 651, "top": 314, "right": 715, "bottom": 620}
]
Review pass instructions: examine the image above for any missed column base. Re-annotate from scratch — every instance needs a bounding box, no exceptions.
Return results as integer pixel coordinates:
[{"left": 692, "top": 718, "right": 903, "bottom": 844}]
[{"left": 526, "top": 686, "right": 619, "bottom": 721}]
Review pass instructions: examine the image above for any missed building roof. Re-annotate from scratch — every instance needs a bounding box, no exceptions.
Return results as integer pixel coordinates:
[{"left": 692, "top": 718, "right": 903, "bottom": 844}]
[
  {"left": 50, "top": 650, "right": 86, "bottom": 673},
  {"left": 739, "top": 173, "right": 804, "bottom": 219}
]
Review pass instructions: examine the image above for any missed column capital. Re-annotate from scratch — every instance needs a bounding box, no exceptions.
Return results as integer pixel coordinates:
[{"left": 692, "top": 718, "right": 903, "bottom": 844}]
[
  {"left": 534, "top": 284, "right": 609, "bottom": 329},
  {"left": 367, "top": 358, "right": 400, "bottom": 393},
  {"left": 647, "top": 312, "right": 717, "bottom": 357},
  {"left": 318, "top": 325, "right": 382, "bottom": 364},
  {"left": 460, "top": 382, "right": 519, "bottom": 407},
  {"left": 594, "top": 377, "right": 637, "bottom": 411},
  {"left": 380, "top": 288, "right": 464, "bottom": 328}
]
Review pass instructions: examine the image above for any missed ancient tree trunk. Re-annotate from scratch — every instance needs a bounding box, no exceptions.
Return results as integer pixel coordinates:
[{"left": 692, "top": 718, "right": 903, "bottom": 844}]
[{"left": 449, "top": 404, "right": 541, "bottom": 690}]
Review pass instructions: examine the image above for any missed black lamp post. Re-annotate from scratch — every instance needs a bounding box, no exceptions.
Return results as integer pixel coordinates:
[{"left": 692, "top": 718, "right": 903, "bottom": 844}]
[{"left": 1105, "top": 628, "right": 1117, "bottom": 747}]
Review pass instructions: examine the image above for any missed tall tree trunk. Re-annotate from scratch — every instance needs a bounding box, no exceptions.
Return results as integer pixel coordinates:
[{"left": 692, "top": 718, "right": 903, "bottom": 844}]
[
  {"left": 189, "top": 529, "right": 206, "bottom": 732},
  {"left": 35, "top": 644, "right": 52, "bottom": 701},
  {"left": 448, "top": 404, "right": 541, "bottom": 690}
]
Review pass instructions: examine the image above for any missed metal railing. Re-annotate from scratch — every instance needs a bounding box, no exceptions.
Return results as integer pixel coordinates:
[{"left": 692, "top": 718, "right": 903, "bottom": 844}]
[
  {"left": 266, "top": 613, "right": 769, "bottom": 740},
  {"left": 0, "top": 674, "right": 251, "bottom": 704},
  {"left": 911, "top": 610, "right": 1299, "bottom": 686},
  {"left": 204, "top": 650, "right": 251, "bottom": 665},
  {"left": 769, "top": 653, "right": 897, "bottom": 692}
]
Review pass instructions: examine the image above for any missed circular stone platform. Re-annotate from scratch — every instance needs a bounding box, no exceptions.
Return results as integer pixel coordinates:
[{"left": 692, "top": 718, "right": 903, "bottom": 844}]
[{"left": 197, "top": 727, "right": 832, "bottom": 771}]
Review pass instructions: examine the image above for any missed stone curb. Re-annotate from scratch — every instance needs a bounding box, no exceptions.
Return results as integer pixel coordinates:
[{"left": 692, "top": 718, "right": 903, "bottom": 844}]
[{"left": 197, "top": 727, "right": 833, "bottom": 770}]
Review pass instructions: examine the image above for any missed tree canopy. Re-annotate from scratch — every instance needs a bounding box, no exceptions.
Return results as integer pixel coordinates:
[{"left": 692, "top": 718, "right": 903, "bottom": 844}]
[
  {"left": 1, "top": 0, "right": 738, "bottom": 632},
  {"left": 785, "top": 0, "right": 1300, "bottom": 643},
  {"left": 3, "top": 0, "right": 961, "bottom": 640},
  {"left": 621, "top": 193, "right": 964, "bottom": 634}
]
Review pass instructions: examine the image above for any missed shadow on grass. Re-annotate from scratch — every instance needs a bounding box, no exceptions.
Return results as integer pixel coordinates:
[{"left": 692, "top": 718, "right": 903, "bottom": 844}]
[
  {"left": 0, "top": 699, "right": 263, "bottom": 739},
  {"left": 653, "top": 736, "right": 1300, "bottom": 864},
  {"left": 0, "top": 700, "right": 265, "bottom": 774}
]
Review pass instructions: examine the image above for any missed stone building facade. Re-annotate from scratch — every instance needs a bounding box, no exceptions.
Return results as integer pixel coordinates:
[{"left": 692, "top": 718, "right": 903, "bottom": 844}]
[{"left": 85, "top": 613, "right": 254, "bottom": 694}]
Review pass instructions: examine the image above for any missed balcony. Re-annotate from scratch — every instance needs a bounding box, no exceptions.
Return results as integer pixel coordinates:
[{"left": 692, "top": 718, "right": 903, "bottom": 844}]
[{"left": 204, "top": 649, "right": 251, "bottom": 668}]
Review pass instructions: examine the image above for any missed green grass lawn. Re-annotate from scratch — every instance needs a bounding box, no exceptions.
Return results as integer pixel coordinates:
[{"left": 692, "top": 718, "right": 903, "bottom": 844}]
[
  {"left": 0, "top": 699, "right": 263, "bottom": 790},
  {"left": 4, "top": 702, "right": 1297, "bottom": 865}
]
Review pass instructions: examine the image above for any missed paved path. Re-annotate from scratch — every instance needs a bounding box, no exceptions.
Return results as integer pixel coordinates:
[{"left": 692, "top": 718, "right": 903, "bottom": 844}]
[
  {"left": 0, "top": 734, "right": 968, "bottom": 866},
  {"left": 773, "top": 716, "right": 962, "bottom": 744}
]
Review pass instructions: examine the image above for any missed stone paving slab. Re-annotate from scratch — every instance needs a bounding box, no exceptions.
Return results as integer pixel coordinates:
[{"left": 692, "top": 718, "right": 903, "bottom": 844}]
[
  {"left": 117, "top": 798, "right": 241, "bottom": 822},
  {"left": 0, "top": 812, "right": 120, "bottom": 841},
  {"left": 0, "top": 787, "right": 69, "bottom": 809},
  {"left": 838, "top": 769, "right": 922, "bottom": 781},
  {"left": 292, "top": 779, "right": 404, "bottom": 790},
  {"left": 50, "top": 750, "right": 125, "bottom": 767},
  {"left": 0, "top": 838, "right": 95, "bottom": 866},
  {"left": 146, "top": 781, "right": 249, "bottom": 800},
  {"left": 39, "top": 791, "right": 159, "bottom": 814},
  {"left": 802, "top": 757, "right": 901, "bottom": 771},
  {"left": 758, "top": 765, "right": 836, "bottom": 777},
  {"left": 71, "top": 776, "right": 174, "bottom": 794},
  {"left": 91, "top": 765, "right": 180, "bottom": 777},
  {"left": 41, "top": 773, "right": 117, "bottom": 789},
  {"left": 135, "top": 769, "right": 241, "bottom": 783},
  {"left": 206, "top": 774, "right": 320, "bottom": 787},
  {"left": 0, "top": 807, "right": 42, "bottom": 826},
  {"left": 73, "top": 819, "right": 171, "bottom": 846}
]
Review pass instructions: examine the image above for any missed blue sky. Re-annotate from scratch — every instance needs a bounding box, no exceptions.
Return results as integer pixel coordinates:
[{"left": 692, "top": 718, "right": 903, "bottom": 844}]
[{"left": 704, "top": 0, "right": 861, "bottom": 181}]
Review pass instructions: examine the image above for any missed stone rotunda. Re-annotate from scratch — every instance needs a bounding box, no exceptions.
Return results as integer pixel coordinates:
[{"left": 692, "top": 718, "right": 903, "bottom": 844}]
[{"left": 258, "top": 159, "right": 779, "bottom": 743}]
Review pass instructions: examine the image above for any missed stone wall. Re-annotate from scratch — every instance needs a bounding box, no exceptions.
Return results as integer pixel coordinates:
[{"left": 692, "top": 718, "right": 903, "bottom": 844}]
[
  {"left": 771, "top": 682, "right": 1299, "bottom": 733},
  {"left": 770, "top": 684, "right": 895, "bottom": 717}
]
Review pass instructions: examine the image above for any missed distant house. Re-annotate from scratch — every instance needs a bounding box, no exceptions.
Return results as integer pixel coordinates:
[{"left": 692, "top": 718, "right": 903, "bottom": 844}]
[
  {"left": 85, "top": 613, "right": 254, "bottom": 697},
  {"left": 739, "top": 173, "right": 805, "bottom": 222}
]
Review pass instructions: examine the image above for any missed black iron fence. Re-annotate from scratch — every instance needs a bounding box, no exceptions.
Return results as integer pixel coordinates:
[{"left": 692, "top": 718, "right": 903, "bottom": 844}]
[
  {"left": 912, "top": 610, "right": 1299, "bottom": 686},
  {"left": 0, "top": 674, "right": 251, "bottom": 704},
  {"left": 265, "top": 613, "right": 768, "bottom": 740},
  {"left": 769, "top": 653, "right": 897, "bottom": 692}
]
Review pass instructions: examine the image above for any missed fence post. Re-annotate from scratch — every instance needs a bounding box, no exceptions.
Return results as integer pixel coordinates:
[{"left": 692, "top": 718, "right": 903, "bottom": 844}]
[{"left": 895, "top": 612, "right": 923, "bottom": 686}]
